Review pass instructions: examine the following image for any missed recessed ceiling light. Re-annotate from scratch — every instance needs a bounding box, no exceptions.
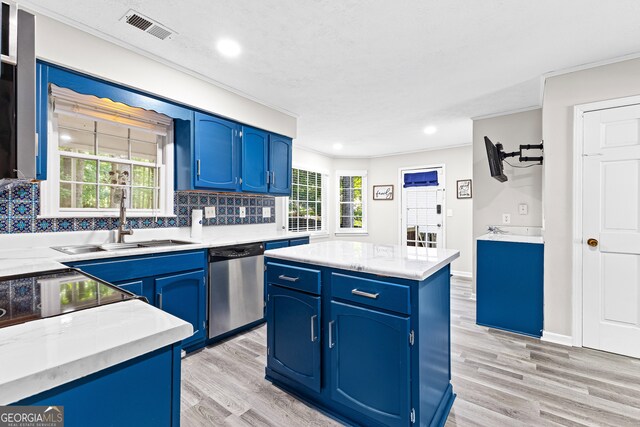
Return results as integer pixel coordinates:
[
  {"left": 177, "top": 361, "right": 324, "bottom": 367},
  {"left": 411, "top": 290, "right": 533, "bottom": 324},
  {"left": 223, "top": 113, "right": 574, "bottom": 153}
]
[
  {"left": 332, "top": 143, "right": 343, "bottom": 151},
  {"left": 60, "top": 134, "right": 72, "bottom": 141},
  {"left": 423, "top": 126, "right": 437, "bottom": 135},
  {"left": 216, "top": 38, "right": 242, "bottom": 58}
]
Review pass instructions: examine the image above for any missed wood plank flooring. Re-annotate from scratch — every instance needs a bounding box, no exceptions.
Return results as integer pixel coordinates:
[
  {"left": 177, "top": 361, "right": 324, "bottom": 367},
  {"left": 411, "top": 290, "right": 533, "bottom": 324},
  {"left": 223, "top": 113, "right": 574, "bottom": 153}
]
[{"left": 181, "top": 278, "right": 640, "bottom": 426}]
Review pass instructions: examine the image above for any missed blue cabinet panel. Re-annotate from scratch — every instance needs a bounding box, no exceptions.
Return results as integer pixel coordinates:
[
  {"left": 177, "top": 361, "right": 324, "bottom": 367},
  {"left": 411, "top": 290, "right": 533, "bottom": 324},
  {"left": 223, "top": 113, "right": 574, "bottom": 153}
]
[
  {"left": 289, "top": 237, "right": 310, "bottom": 246},
  {"left": 266, "top": 261, "right": 321, "bottom": 295},
  {"left": 267, "top": 284, "right": 321, "bottom": 393},
  {"left": 194, "top": 112, "right": 241, "bottom": 190},
  {"left": 14, "top": 345, "right": 181, "bottom": 427},
  {"left": 265, "top": 240, "right": 289, "bottom": 250},
  {"left": 268, "top": 134, "right": 293, "bottom": 195},
  {"left": 331, "top": 273, "right": 411, "bottom": 315},
  {"left": 476, "top": 240, "right": 544, "bottom": 337},
  {"left": 329, "top": 300, "right": 411, "bottom": 427},
  {"left": 156, "top": 270, "right": 206, "bottom": 347},
  {"left": 241, "top": 126, "right": 269, "bottom": 193},
  {"left": 114, "top": 279, "right": 144, "bottom": 296}
]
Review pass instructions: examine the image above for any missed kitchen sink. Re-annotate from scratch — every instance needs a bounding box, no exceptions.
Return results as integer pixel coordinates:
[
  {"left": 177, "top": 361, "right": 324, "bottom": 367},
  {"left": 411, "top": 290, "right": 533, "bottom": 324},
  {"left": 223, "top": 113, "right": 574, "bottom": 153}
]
[{"left": 52, "top": 240, "right": 193, "bottom": 255}]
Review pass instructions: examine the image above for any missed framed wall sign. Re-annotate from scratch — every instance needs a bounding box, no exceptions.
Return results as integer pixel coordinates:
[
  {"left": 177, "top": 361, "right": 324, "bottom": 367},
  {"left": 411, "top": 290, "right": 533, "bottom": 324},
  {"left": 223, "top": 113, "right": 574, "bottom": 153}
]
[
  {"left": 457, "top": 179, "right": 472, "bottom": 199},
  {"left": 373, "top": 185, "right": 394, "bottom": 200}
]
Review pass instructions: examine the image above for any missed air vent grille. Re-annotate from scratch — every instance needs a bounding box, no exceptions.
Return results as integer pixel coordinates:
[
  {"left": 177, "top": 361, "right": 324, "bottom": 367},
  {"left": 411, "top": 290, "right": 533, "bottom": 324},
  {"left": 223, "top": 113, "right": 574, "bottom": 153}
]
[{"left": 121, "top": 10, "right": 175, "bottom": 40}]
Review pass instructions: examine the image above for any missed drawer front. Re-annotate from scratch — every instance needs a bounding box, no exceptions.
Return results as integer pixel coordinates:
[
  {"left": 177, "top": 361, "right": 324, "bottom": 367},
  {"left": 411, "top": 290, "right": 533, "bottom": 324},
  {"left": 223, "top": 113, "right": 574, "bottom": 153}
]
[
  {"left": 265, "top": 240, "right": 289, "bottom": 250},
  {"left": 266, "top": 261, "right": 321, "bottom": 295},
  {"left": 289, "top": 237, "right": 309, "bottom": 247},
  {"left": 330, "top": 273, "right": 410, "bottom": 315}
]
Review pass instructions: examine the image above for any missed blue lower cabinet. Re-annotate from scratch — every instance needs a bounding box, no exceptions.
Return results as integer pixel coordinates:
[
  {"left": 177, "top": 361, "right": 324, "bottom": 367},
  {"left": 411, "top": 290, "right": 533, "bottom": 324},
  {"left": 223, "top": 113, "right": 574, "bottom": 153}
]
[
  {"left": 113, "top": 279, "right": 144, "bottom": 296},
  {"left": 289, "top": 237, "right": 310, "bottom": 246},
  {"left": 14, "top": 344, "right": 182, "bottom": 427},
  {"left": 329, "top": 301, "right": 411, "bottom": 427},
  {"left": 265, "top": 240, "right": 290, "bottom": 250},
  {"left": 267, "top": 284, "right": 321, "bottom": 392},
  {"left": 156, "top": 270, "right": 206, "bottom": 348}
]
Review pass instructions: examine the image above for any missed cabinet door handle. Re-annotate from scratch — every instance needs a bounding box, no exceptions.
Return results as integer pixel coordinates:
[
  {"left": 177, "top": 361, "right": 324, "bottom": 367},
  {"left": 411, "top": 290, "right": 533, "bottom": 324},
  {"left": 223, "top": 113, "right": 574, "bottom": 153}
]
[
  {"left": 328, "top": 320, "right": 335, "bottom": 348},
  {"left": 351, "top": 289, "right": 379, "bottom": 299},
  {"left": 196, "top": 160, "right": 201, "bottom": 177},
  {"left": 278, "top": 274, "right": 299, "bottom": 282},
  {"left": 310, "top": 315, "right": 317, "bottom": 342},
  {"left": 271, "top": 171, "right": 275, "bottom": 187},
  {"left": 157, "top": 293, "right": 163, "bottom": 309},
  {"left": 266, "top": 171, "right": 270, "bottom": 184}
]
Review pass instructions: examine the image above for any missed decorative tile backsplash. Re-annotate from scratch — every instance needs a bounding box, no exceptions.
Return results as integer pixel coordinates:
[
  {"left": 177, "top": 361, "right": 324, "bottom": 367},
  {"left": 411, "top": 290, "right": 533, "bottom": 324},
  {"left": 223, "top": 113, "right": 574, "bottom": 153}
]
[{"left": 0, "top": 182, "right": 276, "bottom": 234}]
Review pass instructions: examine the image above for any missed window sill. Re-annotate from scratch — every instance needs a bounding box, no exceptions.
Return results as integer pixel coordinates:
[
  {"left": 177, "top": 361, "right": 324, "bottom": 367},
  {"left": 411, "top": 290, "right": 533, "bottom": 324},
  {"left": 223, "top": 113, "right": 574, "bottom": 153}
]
[{"left": 334, "top": 231, "right": 369, "bottom": 236}]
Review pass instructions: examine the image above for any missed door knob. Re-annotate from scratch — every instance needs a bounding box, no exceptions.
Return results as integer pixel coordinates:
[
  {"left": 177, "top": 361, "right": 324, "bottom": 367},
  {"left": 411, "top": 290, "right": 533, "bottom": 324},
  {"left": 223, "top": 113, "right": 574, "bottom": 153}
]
[{"left": 587, "top": 238, "right": 598, "bottom": 248}]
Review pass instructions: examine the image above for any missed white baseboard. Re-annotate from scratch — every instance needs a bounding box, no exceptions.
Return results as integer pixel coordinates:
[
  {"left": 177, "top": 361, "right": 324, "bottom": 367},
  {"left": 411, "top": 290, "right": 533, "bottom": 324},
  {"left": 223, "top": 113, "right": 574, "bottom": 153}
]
[
  {"left": 541, "top": 331, "right": 573, "bottom": 347},
  {"left": 451, "top": 270, "right": 472, "bottom": 279}
]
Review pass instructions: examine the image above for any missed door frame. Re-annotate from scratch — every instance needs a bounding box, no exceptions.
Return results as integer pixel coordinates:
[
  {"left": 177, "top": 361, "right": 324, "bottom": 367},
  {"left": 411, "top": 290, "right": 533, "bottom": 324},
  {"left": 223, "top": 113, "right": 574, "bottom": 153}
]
[
  {"left": 397, "top": 164, "right": 446, "bottom": 248},
  {"left": 571, "top": 94, "right": 640, "bottom": 347}
]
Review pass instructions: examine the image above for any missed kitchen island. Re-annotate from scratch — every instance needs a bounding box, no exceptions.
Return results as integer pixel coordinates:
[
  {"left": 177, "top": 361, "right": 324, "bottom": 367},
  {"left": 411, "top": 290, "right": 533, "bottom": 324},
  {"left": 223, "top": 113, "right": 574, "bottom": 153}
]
[{"left": 264, "top": 240, "right": 459, "bottom": 427}]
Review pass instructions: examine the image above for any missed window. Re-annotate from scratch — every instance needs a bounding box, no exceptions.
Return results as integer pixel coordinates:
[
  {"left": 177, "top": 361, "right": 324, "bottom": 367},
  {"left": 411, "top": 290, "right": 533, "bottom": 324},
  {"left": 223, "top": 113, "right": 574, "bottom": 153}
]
[
  {"left": 336, "top": 170, "right": 367, "bottom": 233},
  {"left": 288, "top": 168, "right": 326, "bottom": 233},
  {"left": 41, "top": 86, "right": 174, "bottom": 217}
]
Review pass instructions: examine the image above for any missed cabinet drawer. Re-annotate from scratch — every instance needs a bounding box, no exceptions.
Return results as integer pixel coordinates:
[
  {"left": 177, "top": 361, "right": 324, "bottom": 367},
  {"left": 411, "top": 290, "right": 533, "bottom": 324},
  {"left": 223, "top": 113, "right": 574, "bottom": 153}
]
[
  {"left": 289, "top": 237, "right": 309, "bottom": 247},
  {"left": 265, "top": 240, "right": 289, "bottom": 250},
  {"left": 330, "top": 273, "right": 410, "bottom": 315},
  {"left": 266, "top": 262, "right": 321, "bottom": 295}
]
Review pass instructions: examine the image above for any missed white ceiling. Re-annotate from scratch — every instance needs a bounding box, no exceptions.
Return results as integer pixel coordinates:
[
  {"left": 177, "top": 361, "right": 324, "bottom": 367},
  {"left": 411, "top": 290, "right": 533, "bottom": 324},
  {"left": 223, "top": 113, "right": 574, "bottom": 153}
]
[{"left": 21, "top": 0, "right": 640, "bottom": 157}]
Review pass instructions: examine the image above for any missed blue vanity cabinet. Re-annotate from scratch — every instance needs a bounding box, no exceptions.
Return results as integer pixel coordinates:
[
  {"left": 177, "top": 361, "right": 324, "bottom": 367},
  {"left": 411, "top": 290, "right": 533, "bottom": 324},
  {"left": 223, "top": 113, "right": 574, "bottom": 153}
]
[
  {"left": 241, "top": 126, "right": 269, "bottom": 193},
  {"left": 156, "top": 270, "right": 207, "bottom": 348},
  {"left": 328, "top": 300, "right": 411, "bottom": 427},
  {"left": 266, "top": 283, "right": 321, "bottom": 392},
  {"left": 194, "top": 112, "right": 241, "bottom": 191},
  {"left": 268, "top": 134, "right": 293, "bottom": 195}
]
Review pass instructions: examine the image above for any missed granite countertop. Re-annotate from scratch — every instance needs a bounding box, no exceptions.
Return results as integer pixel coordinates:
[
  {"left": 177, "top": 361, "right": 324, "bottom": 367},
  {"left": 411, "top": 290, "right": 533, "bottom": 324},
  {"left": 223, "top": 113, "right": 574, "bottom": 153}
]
[
  {"left": 265, "top": 240, "right": 459, "bottom": 281},
  {"left": 0, "top": 299, "right": 192, "bottom": 405},
  {"left": 0, "top": 229, "right": 310, "bottom": 278},
  {"left": 477, "top": 233, "right": 544, "bottom": 244}
]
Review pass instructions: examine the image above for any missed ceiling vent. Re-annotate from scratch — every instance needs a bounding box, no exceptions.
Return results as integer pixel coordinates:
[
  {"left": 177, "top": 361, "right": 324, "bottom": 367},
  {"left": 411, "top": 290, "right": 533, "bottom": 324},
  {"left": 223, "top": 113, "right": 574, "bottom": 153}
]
[{"left": 121, "top": 10, "right": 175, "bottom": 40}]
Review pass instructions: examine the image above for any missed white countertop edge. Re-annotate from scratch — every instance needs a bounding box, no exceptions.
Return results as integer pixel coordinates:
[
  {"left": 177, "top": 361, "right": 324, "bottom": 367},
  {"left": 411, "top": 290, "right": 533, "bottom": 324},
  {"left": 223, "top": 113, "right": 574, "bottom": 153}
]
[
  {"left": 476, "top": 233, "right": 544, "bottom": 244},
  {"left": 0, "top": 300, "right": 192, "bottom": 405}
]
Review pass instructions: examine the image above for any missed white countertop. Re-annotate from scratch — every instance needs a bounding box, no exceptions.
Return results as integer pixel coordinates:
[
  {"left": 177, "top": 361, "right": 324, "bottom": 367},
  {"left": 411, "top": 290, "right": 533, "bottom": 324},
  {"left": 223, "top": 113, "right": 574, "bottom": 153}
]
[
  {"left": 0, "top": 299, "right": 192, "bottom": 405},
  {"left": 477, "top": 233, "right": 544, "bottom": 244},
  {"left": 265, "top": 240, "right": 459, "bottom": 281}
]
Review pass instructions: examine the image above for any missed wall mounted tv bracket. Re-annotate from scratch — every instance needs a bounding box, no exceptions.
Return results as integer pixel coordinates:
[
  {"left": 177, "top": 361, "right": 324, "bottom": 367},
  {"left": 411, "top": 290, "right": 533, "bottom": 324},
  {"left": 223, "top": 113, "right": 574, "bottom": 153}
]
[{"left": 497, "top": 142, "right": 544, "bottom": 165}]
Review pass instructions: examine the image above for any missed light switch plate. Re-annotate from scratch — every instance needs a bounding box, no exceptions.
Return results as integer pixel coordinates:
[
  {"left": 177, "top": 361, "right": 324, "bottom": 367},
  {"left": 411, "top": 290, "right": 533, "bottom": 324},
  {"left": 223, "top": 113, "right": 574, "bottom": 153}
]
[
  {"left": 239, "top": 207, "right": 246, "bottom": 218},
  {"left": 262, "top": 207, "right": 271, "bottom": 218},
  {"left": 204, "top": 206, "right": 216, "bottom": 219},
  {"left": 518, "top": 203, "right": 528, "bottom": 215},
  {"left": 502, "top": 213, "right": 511, "bottom": 224}
]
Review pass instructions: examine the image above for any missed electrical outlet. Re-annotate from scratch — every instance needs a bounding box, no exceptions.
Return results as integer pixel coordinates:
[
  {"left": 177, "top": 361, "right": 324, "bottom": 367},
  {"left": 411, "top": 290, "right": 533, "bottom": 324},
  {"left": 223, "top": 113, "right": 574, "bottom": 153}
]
[
  {"left": 262, "top": 207, "right": 271, "bottom": 218},
  {"left": 204, "top": 206, "right": 216, "bottom": 219},
  {"left": 502, "top": 213, "right": 511, "bottom": 224},
  {"left": 518, "top": 203, "right": 528, "bottom": 215},
  {"left": 239, "top": 207, "right": 246, "bottom": 218}
]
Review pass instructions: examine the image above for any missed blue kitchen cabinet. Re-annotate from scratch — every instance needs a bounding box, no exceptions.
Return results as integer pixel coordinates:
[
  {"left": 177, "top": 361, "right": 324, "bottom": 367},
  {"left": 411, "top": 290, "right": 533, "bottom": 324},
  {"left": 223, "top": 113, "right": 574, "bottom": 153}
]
[
  {"left": 268, "top": 134, "right": 293, "bottom": 195},
  {"left": 266, "top": 283, "right": 321, "bottom": 392},
  {"left": 241, "top": 126, "right": 269, "bottom": 193},
  {"left": 264, "top": 236, "right": 309, "bottom": 250},
  {"left": 194, "top": 112, "right": 242, "bottom": 191},
  {"left": 113, "top": 279, "right": 144, "bottom": 296},
  {"left": 329, "top": 300, "right": 411, "bottom": 427},
  {"left": 156, "top": 270, "right": 207, "bottom": 348},
  {"left": 476, "top": 239, "right": 544, "bottom": 337}
]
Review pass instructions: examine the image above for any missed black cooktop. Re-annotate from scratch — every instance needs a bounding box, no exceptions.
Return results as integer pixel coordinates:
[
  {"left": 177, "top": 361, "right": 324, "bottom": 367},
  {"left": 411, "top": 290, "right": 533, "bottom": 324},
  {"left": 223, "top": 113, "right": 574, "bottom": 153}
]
[{"left": 0, "top": 268, "right": 136, "bottom": 329}]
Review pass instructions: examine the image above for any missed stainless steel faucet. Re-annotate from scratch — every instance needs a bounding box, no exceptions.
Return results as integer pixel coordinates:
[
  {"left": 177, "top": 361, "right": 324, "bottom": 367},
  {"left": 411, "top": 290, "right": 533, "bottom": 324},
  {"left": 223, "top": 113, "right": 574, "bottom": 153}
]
[{"left": 117, "top": 187, "right": 133, "bottom": 243}]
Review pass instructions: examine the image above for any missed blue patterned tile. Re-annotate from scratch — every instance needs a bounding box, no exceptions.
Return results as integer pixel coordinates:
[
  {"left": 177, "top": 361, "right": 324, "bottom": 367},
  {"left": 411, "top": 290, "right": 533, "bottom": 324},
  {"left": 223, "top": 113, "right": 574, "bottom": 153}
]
[
  {"left": 249, "top": 216, "right": 256, "bottom": 224},
  {"left": 167, "top": 217, "right": 177, "bottom": 227},
  {"left": 126, "top": 218, "right": 140, "bottom": 229},
  {"left": 257, "top": 198, "right": 263, "bottom": 206},
  {"left": 249, "top": 198, "right": 256, "bottom": 206},
  {"left": 0, "top": 202, "right": 9, "bottom": 216},
  {"left": 257, "top": 216, "right": 264, "bottom": 224},
  {"left": 12, "top": 202, "right": 33, "bottom": 217},
  {"left": 155, "top": 218, "right": 166, "bottom": 228},
  {"left": 55, "top": 218, "right": 74, "bottom": 232},
  {"left": 94, "top": 218, "right": 111, "bottom": 230},
  {"left": 257, "top": 207, "right": 263, "bottom": 216},
  {"left": 35, "top": 218, "right": 55, "bottom": 233},
  {"left": 178, "top": 216, "right": 189, "bottom": 227},
  {"left": 208, "top": 195, "right": 217, "bottom": 205},
  {"left": 0, "top": 218, "right": 9, "bottom": 233},
  {"left": 218, "top": 206, "right": 226, "bottom": 215},
  {"left": 10, "top": 218, "right": 33, "bottom": 233},
  {"left": 209, "top": 218, "right": 217, "bottom": 225},
  {"left": 178, "top": 194, "right": 189, "bottom": 205},
  {"left": 199, "top": 195, "right": 208, "bottom": 205},
  {"left": 234, "top": 197, "right": 242, "bottom": 206},
  {"left": 140, "top": 218, "right": 154, "bottom": 228},
  {"left": 189, "top": 195, "right": 199, "bottom": 205},
  {"left": 249, "top": 207, "right": 256, "bottom": 215},
  {"left": 75, "top": 218, "right": 94, "bottom": 231},
  {"left": 242, "top": 197, "right": 249, "bottom": 206},
  {"left": 11, "top": 185, "right": 32, "bottom": 201},
  {"left": 0, "top": 187, "right": 10, "bottom": 199},
  {"left": 234, "top": 217, "right": 242, "bottom": 224},
  {"left": 178, "top": 206, "right": 189, "bottom": 216},
  {"left": 242, "top": 216, "right": 249, "bottom": 224}
]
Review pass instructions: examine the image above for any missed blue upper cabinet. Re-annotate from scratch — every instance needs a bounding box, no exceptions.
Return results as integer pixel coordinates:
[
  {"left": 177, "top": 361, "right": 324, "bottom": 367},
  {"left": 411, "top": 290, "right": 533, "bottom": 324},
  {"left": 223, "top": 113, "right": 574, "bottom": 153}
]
[
  {"left": 241, "top": 126, "right": 269, "bottom": 193},
  {"left": 268, "top": 134, "right": 293, "bottom": 195},
  {"left": 193, "top": 112, "right": 241, "bottom": 191}
]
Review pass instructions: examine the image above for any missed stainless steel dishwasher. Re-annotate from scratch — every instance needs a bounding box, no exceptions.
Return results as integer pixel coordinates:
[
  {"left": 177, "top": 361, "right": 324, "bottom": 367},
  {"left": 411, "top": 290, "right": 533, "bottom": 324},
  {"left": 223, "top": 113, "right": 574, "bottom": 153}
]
[{"left": 208, "top": 242, "right": 265, "bottom": 339}]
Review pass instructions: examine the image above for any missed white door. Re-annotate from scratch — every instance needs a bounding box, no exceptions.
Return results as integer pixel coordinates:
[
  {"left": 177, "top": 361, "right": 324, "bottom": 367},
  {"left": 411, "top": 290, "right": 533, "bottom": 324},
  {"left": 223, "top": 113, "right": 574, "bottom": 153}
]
[
  {"left": 400, "top": 168, "right": 445, "bottom": 248},
  {"left": 583, "top": 104, "right": 640, "bottom": 358}
]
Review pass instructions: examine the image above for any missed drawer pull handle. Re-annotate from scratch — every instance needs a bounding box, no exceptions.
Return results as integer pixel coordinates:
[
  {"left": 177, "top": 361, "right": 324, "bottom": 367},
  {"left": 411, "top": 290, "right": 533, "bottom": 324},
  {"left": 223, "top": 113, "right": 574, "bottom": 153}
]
[
  {"left": 310, "top": 315, "right": 317, "bottom": 342},
  {"left": 328, "top": 320, "right": 335, "bottom": 348},
  {"left": 157, "top": 293, "right": 163, "bottom": 309},
  {"left": 352, "top": 289, "right": 379, "bottom": 299},
  {"left": 278, "top": 275, "right": 299, "bottom": 282}
]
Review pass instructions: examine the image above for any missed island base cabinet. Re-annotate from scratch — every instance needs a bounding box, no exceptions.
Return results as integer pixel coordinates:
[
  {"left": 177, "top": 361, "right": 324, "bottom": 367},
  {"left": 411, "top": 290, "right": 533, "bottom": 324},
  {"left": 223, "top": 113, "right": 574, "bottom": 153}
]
[
  {"left": 267, "top": 284, "right": 321, "bottom": 393},
  {"left": 329, "top": 301, "right": 411, "bottom": 427}
]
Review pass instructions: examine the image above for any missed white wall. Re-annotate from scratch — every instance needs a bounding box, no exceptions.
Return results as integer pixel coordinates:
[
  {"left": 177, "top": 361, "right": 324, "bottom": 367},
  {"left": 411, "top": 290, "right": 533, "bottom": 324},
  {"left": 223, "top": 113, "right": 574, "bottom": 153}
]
[
  {"left": 472, "top": 109, "right": 543, "bottom": 290},
  {"left": 33, "top": 14, "right": 296, "bottom": 137},
  {"left": 543, "top": 58, "right": 640, "bottom": 338},
  {"left": 293, "top": 146, "right": 474, "bottom": 275}
]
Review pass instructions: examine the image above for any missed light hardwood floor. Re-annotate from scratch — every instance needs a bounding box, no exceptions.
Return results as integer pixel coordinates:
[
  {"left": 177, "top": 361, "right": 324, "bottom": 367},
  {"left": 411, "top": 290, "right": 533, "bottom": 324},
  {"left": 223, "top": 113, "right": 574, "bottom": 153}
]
[{"left": 181, "top": 278, "right": 640, "bottom": 426}]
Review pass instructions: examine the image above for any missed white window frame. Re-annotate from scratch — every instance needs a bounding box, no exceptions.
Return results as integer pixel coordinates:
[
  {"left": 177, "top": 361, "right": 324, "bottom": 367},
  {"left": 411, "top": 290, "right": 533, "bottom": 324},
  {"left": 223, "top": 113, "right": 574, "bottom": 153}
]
[
  {"left": 39, "top": 88, "right": 175, "bottom": 218},
  {"left": 280, "top": 164, "right": 329, "bottom": 236},
  {"left": 335, "top": 169, "right": 368, "bottom": 235}
]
